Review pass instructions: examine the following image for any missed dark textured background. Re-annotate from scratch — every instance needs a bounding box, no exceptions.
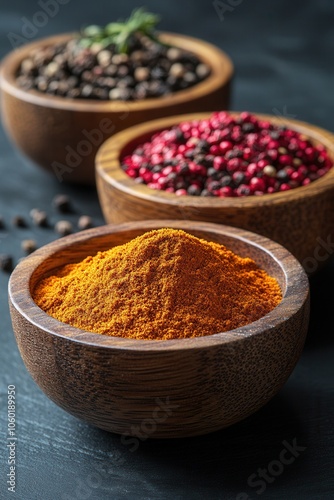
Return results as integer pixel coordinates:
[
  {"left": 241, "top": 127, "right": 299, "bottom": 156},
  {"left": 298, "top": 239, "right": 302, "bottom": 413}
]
[{"left": 1, "top": 1, "right": 334, "bottom": 499}]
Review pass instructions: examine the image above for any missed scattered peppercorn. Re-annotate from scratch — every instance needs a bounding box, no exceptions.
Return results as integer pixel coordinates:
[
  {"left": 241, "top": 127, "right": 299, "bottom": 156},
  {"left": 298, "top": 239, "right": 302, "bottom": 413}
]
[
  {"left": 121, "top": 111, "right": 333, "bottom": 196},
  {"left": 21, "top": 239, "right": 37, "bottom": 255},
  {"left": 0, "top": 254, "right": 13, "bottom": 272},
  {"left": 52, "top": 194, "right": 72, "bottom": 213},
  {"left": 55, "top": 220, "right": 73, "bottom": 236},
  {"left": 12, "top": 215, "right": 27, "bottom": 227},
  {"left": 30, "top": 208, "right": 48, "bottom": 227},
  {"left": 78, "top": 215, "right": 93, "bottom": 230}
]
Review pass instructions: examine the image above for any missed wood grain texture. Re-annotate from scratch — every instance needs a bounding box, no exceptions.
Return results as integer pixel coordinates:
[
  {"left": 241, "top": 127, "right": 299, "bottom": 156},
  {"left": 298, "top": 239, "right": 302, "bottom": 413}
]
[
  {"left": 8, "top": 221, "right": 309, "bottom": 438},
  {"left": 96, "top": 113, "right": 334, "bottom": 268},
  {"left": 0, "top": 33, "right": 233, "bottom": 185}
]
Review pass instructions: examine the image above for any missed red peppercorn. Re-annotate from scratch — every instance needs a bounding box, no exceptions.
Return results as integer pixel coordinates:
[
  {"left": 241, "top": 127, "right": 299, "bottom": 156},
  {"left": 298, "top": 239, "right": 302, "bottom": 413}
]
[
  {"left": 219, "top": 186, "right": 234, "bottom": 197},
  {"left": 219, "top": 141, "right": 233, "bottom": 154},
  {"left": 278, "top": 154, "right": 294, "bottom": 166},
  {"left": 290, "top": 171, "right": 304, "bottom": 183},
  {"left": 250, "top": 177, "right": 266, "bottom": 192},
  {"left": 268, "top": 140, "right": 280, "bottom": 149},
  {"left": 280, "top": 183, "right": 291, "bottom": 191},
  {"left": 126, "top": 168, "right": 137, "bottom": 178},
  {"left": 298, "top": 165, "right": 308, "bottom": 176},
  {"left": 210, "top": 145, "right": 220, "bottom": 155},
  {"left": 257, "top": 159, "right": 270, "bottom": 170},
  {"left": 242, "top": 147, "right": 253, "bottom": 160},
  {"left": 246, "top": 163, "right": 258, "bottom": 176},
  {"left": 175, "top": 188, "right": 187, "bottom": 196},
  {"left": 213, "top": 156, "right": 226, "bottom": 171},
  {"left": 227, "top": 158, "right": 245, "bottom": 173},
  {"left": 161, "top": 166, "right": 175, "bottom": 176}
]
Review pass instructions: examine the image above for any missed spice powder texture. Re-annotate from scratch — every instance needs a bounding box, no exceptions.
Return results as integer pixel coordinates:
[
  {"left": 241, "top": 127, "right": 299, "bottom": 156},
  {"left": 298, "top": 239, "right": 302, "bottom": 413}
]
[{"left": 33, "top": 228, "right": 282, "bottom": 340}]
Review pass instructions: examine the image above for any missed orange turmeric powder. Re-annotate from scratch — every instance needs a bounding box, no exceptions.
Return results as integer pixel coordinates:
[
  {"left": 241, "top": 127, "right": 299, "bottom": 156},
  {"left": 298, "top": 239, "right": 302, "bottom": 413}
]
[{"left": 33, "top": 228, "right": 282, "bottom": 340}]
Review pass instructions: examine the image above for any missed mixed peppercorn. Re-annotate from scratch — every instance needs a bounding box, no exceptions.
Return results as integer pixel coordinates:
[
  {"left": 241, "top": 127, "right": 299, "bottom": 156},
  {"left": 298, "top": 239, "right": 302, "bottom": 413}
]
[
  {"left": 16, "top": 9, "right": 210, "bottom": 101},
  {"left": 121, "top": 111, "right": 333, "bottom": 196}
]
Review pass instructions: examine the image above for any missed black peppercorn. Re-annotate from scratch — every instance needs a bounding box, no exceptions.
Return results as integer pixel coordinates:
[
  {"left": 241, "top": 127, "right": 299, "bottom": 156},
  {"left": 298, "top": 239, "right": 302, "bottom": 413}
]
[
  {"left": 53, "top": 194, "right": 72, "bottom": 213},
  {"left": 0, "top": 254, "right": 13, "bottom": 272},
  {"left": 30, "top": 209, "right": 48, "bottom": 227},
  {"left": 21, "top": 239, "right": 37, "bottom": 255},
  {"left": 55, "top": 220, "right": 73, "bottom": 236},
  {"left": 12, "top": 216, "right": 27, "bottom": 228},
  {"left": 78, "top": 216, "right": 93, "bottom": 230}
]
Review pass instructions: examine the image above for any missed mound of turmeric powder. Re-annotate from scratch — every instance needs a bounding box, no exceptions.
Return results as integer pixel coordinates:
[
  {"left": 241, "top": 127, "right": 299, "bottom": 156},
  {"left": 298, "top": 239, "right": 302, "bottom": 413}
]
[{"left": 33, "top": 228, "right": 282, "bottom": 340}]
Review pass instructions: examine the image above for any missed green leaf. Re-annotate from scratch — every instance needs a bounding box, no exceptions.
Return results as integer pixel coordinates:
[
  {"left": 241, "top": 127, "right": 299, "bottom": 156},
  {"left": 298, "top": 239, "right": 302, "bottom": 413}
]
[
  {"left": 105, "top": 22, "right": 125, "bottom": 35},
  {"left": 78, "top": 8, "right": 161, "bottom": 53},
  {"left": 82, "top": 25, "right": 104, "bottom": 37},
  {"left": 79, "top": 38, "right": 93, "bottom": 48}
]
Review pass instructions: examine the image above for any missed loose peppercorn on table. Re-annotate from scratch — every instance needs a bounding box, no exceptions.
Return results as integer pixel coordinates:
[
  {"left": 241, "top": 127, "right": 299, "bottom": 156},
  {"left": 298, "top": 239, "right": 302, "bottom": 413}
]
[{"left": 1, "top": 1, "right": 334, "bottom": 499}]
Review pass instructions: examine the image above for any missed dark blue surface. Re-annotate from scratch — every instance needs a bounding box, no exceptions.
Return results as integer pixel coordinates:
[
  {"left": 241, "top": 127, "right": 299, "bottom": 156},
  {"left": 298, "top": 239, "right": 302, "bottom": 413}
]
[{"left": 1, "top": 1, "right": 334, "bottom": 499}]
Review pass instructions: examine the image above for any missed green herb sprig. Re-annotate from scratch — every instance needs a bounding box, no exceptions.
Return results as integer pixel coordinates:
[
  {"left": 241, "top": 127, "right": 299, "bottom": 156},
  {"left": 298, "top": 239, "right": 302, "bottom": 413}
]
[{"left": 80, "top": 8, "right": 161, "bottom": 53}]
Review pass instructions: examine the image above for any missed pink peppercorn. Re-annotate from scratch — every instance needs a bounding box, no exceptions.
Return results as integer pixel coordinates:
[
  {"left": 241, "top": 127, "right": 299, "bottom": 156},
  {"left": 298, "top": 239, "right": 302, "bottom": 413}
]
[
  {"left": 290, "top": 171, "right": 304, "bottom": 183},
  {"left": 210, "top": 145, "right": 221, "bottom": 155},
  {"left": 219, "top": 186, "right": 234, "bottom": 197},
  {"left": 250, "top": 177, "right": 266, "bottom": 192},
  {"left": 246, "top": 163, "right": 258, "bottom": 176},
  {"left": 257, "top": 159, "right": 270, "bottom": 169},
  {"left": 219, "top": 141, "right": 233, "bottom": 153},
  {"left": 213, "top": 156, "right": 226, "bottom": 171},
  {"left": 278, "top": 154, "right": 294, "bottom": 166},
  {"left": 126, "top": 169, "right": 137, "bottom": 178},
  {"left": 175, "top": 189, "right": 187, "bottom": 196}
]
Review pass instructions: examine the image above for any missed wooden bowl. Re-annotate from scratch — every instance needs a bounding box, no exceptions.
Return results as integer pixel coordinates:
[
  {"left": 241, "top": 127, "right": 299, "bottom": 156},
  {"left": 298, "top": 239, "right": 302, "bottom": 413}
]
[
  {"left": 9, "top": 220, "right": 309, "bottom": 438},
  {"left": 96, "top": 112, "right": 334, "bottom": 269},
  {"left": 0, "top": 33, "right": 233, "bottom": 185}
]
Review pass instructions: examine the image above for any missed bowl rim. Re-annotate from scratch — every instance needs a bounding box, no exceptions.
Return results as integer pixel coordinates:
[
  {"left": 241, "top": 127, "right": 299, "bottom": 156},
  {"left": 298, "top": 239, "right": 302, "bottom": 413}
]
[
  {"left": 96, "top": 112, "right": 334, "bottom": 207},
  {"left": 8, "top": 220, "right": 309, "bottom": 352},
  {"left": 0, "top": 31, "right": 233, "bottom": 112}
]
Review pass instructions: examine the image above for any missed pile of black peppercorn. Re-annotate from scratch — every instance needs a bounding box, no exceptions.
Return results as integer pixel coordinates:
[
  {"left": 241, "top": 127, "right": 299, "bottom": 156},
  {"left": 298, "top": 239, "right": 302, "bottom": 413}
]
[{"left": 16, "top": 33, "right": 210, "bottom": 101}]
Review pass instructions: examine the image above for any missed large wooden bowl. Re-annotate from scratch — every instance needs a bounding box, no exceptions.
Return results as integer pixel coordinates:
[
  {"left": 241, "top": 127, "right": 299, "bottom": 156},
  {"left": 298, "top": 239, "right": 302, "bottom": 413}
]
[
  {"left": 96, "top": 113, "right": 334, "bottom": 269},
  {"left": 0, "top": 33, "right": 233, "bottom": 185},
  {"left": 9, "top": 220, "right": 309, "bottom": 438}
]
